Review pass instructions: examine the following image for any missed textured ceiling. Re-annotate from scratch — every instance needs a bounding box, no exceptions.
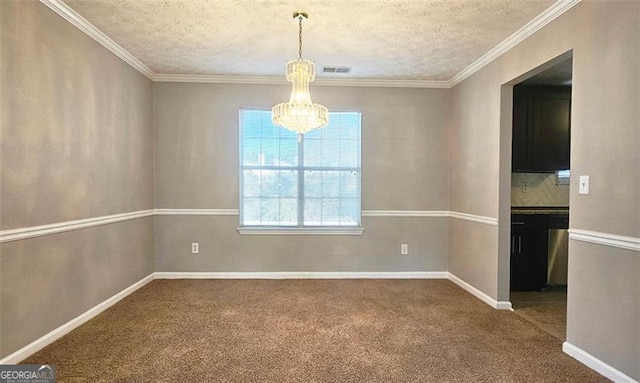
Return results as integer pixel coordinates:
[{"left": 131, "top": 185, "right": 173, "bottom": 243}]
[{"left": 62, "top": 0, "right": 556, "bottom": 81}]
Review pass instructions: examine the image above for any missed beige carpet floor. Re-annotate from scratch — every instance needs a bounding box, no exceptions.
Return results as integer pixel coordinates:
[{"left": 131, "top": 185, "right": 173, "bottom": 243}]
[{"left": 24, "top": 279, "right": 609, "bottom": 382}]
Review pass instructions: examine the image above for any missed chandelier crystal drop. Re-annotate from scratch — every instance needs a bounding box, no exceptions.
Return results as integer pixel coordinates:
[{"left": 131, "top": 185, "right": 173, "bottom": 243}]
[{"left": 272, "top": 12, "right": 328, "bottom": 138}]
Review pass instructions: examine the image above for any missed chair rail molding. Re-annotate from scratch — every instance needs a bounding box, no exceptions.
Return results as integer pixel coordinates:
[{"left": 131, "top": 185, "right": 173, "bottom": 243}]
[
  {"left": 568, "top": 229, "right": 640, "bottom": 252},
  {"left": 0, "top": 209, "right": 502, "bottom": 243},
  {"left": 0, "top": 210, "right": 155, "bottom": 244}
]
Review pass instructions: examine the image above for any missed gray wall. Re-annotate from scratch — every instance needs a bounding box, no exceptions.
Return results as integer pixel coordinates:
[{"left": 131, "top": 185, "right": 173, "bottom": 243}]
[
  {"left": 153, "top": 83, "right": 451, "bottom": 272},
  {"left": 0, "top": 2, "right": 154, "bottom": 358},
  {"left": 449, "top": 1, "right": 639, "bottom": 379}
]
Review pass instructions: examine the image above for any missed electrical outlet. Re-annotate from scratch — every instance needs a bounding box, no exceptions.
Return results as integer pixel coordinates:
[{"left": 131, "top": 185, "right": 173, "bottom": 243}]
[
  {"left": 401, "top": 244, "right": 408, "bottom": 255},
  {"left": 191, "top": 243, "right": 199, "bottom": 254}
]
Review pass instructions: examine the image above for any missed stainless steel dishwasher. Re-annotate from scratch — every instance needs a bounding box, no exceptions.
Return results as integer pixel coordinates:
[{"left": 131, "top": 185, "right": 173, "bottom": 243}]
[{"left": 547, "top": 228, "right": 569, "bottom": 285}]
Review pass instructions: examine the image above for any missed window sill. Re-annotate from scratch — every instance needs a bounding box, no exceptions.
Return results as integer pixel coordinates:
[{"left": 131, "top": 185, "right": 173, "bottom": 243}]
[{"left": 237, "top": 227, "right": 364, "bottom": 236}]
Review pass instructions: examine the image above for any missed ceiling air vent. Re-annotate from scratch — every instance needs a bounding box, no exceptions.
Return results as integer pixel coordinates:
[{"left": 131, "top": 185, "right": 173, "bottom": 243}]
[{"left": 322, "top": 66, "right": 351, "bottom": 74}]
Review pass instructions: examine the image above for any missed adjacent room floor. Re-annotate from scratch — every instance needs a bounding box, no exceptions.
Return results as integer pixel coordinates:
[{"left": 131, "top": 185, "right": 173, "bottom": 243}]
[
  {"left": 511, "top": 288, "right": 568, "bottom": 341},
  {"left": 24, "top": 280, "right": 605, "bottom": 382}
]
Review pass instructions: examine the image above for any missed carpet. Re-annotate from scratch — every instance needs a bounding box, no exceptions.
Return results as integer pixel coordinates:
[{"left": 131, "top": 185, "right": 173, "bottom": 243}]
[{"left": 24, "top": 279, "right": 609, "bottom": 382}]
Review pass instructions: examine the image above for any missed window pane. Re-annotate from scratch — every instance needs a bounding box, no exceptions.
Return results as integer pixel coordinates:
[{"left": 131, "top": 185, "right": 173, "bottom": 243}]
[
  {"left": 340, "top": 118, "right": 360, "bottom": 140},
  {"left": 242, "top": 111, "right": 262, "bottom": 138},
  {"left": 279, "top": 198, "right": 297, "bottom": 225},
  {"left": 261, "top": 139, "right": 279, "bottom": 165},
  {"left": 279, "top": 139, "right": 298, "bottom": 166},
  {"left": 303, "top": 137, "right": 322, "bottom": 167},
  {"left": 322, "top": 138, "right": 340, "bottom": 167},
  {"left": 339, "top": 139, "right": 360, "bottom": 167},
  {"left": 260, "top": 198, "right": 280, "bottom": 225},
  {"left": 243, "top": 139, "right": 262, "bottom": 166},
  {"left": 279, "top": 170, "right": 298, "bottom": 198},
  {"left": 340, "top": 171, "right": 359, "bottom": 198},
  {"left": 305, "top": 128, "right": 322, "bottom": 140},
  {"left": 340, "top": 199, "right": 360, "bottom": 226},
  {"left": 243, "top": 169, "right": 261, "bottom": 197},
  {"left": 303, "top": 198, "right": 322, "bottom": 226},
  {"left": 322, "top": 171, "right": 340, "bottom": 197},
  {"left": 260, "top": 170, "right": 279, "bottom": 197},
  {"left": 261, "top": 123, "right": 279, "bottom": 139},
  {"left": 303, "top": 170, "right": 322, "bottom": 197},
  {"left": 321, "top": 121, "right": 341, "bottom": 140},
  {"left": 280, "top": 128, "right": 298, "bottom": 141},
  {"left": 243, "top": 198, "right": 261, "bottom": 225},
  {"left": 322, "top": 199, "right": 341, "bottom": 225}
]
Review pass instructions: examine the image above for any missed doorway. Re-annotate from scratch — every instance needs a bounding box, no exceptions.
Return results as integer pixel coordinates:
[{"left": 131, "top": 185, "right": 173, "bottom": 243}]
[{"left": 500, "top": 52, "right": 573, "bottom": 341}]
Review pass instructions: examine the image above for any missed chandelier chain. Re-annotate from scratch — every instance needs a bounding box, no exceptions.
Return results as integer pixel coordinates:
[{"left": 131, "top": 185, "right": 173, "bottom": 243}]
[{"left": 298, "top": 16, "right": 303, "bottom": 59}]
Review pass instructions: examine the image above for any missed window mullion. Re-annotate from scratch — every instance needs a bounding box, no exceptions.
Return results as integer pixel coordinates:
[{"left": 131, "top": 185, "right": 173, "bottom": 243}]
[{"left": 297, "top": 135, "right": 304, "bottom": 227}]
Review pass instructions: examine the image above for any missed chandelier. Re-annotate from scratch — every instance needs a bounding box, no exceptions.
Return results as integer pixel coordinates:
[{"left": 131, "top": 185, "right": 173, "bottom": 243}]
[{"left": 272, "top": 12, "right": 328, "bottom": 138}]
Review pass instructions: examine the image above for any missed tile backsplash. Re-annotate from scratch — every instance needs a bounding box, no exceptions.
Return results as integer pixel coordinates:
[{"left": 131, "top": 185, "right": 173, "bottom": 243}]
[{"left": 511, "top": 173, "right": 569, "bottom": 207}]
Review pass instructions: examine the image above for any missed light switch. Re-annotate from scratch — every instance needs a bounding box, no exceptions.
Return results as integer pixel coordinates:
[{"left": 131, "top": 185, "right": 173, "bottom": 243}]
[{"left": 579, "top": 175, "right": 590, "bottom": 195}]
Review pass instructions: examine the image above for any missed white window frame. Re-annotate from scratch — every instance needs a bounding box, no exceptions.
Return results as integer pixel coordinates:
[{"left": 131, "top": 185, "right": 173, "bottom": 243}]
[{"left": 237, "top": 109, "right": 363, "bottom": 235}]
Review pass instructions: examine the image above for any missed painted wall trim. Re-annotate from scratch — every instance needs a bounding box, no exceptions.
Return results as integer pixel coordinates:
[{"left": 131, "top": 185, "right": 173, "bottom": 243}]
[
  {"left": 237, "top": 227, "right": 364, "bottom": 236},
  {"left": 449, "top": 211, "right": 499, "bottom": 226},
  {"left": 0, "top": 210, "right": 155, "bottom": 244},
  {"left": 362, "top": 210, "right": 449, "bottom": 218},
  {"left": 155, "top": 271, "right": 449, "bottom": 280},
  {"left": 155, "top": 208, "right": 239, "bottom": 216},
  {"left": 448, "top": 0, "right": 581, "bottom": 86},
  {"left": 0, "top": 274, "right": 155, "bottom": 364},
  {"left": 155, "top": 209, "right": 495, "bottom": 225},
  {"left": 39, "top": 0, "right": 154, "bottom": 79},
  {"left": 448, "top": 273, "right": 513, "bottom": 310},
  {"left": 153, "top": 74, "right": 450, "bottom": 89},
  {"left": 563, "top": 342, "right": 638, "bottom": 383},
  {"left": 569, "top": 229, "right": 640, "bottom": 252},
  {"left": 40, "top": 0, "right": 579, "bottom": 88},
  {"left": 0, "top": 209, "right": 499, "bottom": 243}
]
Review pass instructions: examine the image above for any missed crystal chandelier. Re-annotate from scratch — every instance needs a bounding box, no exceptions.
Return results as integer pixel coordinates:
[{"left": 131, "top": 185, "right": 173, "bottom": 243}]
[{"left": 272, "top": 12, "right": 328, "bottom": 138}]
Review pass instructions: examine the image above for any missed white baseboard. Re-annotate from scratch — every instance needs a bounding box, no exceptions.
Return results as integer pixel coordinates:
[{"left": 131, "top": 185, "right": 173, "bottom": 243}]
[
  {"left": 154, "top": 271, "right": 449, "bottom": 279},
  {"left": 0, "top": 273, "right": 155, "bottom": 364},
  {"left": 563, "top": 342, "right": 638, "bottom": 383},
  {"left": 448, "top": 273, "right": 512, "bottom": 310}
]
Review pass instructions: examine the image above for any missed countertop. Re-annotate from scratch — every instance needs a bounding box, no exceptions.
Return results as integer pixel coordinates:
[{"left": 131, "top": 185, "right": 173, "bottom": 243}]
[{"left": 511, "top": 207, "right": 569, "bottom": 215}]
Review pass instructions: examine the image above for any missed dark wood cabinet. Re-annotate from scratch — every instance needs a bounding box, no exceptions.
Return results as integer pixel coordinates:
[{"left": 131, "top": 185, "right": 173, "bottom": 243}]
[
  {"left": 510, "top": 212, "right": 570, "bottom": 291},
  {"left": 512, "top": 85, "right": 571, "bottom": 172},
  {"left": 510, "top": 214, "right": 549, "bottom": 291}
]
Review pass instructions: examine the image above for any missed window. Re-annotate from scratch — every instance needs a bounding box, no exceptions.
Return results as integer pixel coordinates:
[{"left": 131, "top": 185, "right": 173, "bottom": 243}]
[{"left": 239, "top": 109, "right": 361, "bottom": 232}]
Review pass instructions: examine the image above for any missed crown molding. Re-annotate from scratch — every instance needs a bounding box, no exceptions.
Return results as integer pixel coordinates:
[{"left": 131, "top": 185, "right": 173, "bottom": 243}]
[
  {"left": 153, "top": 74, "right": 450, "bottom": 89},
  {"left": 448, "top": 0, "right": 581, "bottom": 87},
  {"left": 39, "top": 0, "right": 154, "bottom": 80},
  {"left": 152, "top": 74, "right": 287, "bottom": 85},
  {"left": 41, "top": 0, "right": 579, "bottom": 88}
]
